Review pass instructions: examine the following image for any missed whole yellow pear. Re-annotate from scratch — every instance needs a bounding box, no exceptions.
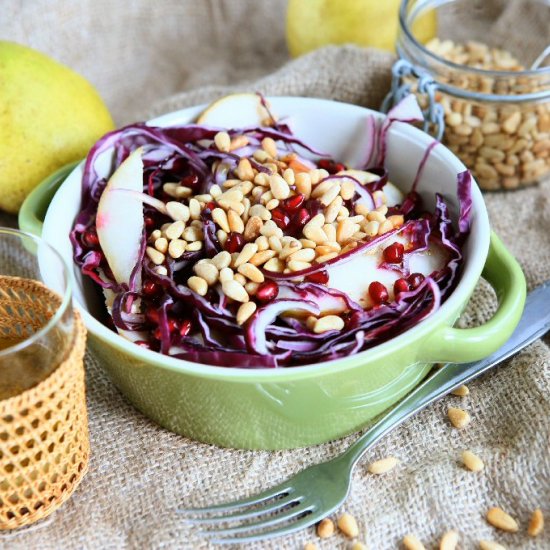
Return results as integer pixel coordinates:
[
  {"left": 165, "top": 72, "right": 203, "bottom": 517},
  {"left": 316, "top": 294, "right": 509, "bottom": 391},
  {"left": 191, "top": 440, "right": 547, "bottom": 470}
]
[
  {"left": 286, "top": 0, "right": 437, "bottom": 56},
  {"left": 0, "top": 41, "right": 115, "bottom": 213}
]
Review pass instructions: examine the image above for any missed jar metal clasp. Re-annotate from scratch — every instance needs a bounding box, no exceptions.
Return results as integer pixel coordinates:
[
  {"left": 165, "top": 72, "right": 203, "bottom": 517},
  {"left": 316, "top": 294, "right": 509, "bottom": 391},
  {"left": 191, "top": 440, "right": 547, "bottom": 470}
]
[{"left": 381, "top": 59, "right": 446, "bottom": 141}]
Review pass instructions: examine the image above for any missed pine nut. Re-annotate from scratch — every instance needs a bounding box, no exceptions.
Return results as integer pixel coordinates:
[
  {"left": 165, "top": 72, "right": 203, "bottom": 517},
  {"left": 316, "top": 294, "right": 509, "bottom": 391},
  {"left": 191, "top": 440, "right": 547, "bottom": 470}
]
[
  {"left": 486, "top": 507, "right": 519, "bottom": 532},
  {"left": 403, "top": 535, "right": 426, "bottom": 550},
  {"left": 186, "top": 241, "right": 203, "bottom": 251},
  {"left": 194, "top": 261, "right": 218, "bottom": 285},
  {"left": 283, "top": 168, "right": 295, "bottom": 186},
  {"left": 188, "top": 276, "right": 208, "bottom": 296},
  {"left": 479, "top": 541, "right": 506, "bottom": 550},
  {"left": 229, "top": 135, "right": 249, "bottom": 151},
  {"left": 528, "top": 508, "right": 544, "bottom": 537},
  {"left": 165, "top": 220, "right": 185, "bottom": 240},
  {"left": 387, "top": 214, "right": 404, "bottom": 228},
  {"left": 214, "top": 131, "right": 231, "bottom": 152},
  {"left": 316, "top": 518, "right": 335, "bottom": 538},
  {"left": 168, "top": 239, "right": 186, "bottom": 259},
  {"left": 195, "top": 193, "right": 212, "bottom": 203},
  {"left": 300, "top": 238, "right": 317, "bottom": 249},
  {"left": 311, "top": 179, "right": 335, "bottom": 199},
  {"left": 451, "top": 384, "right": 469, "bottom": 396},
  {"left": 266, "top": 198, "right": 279, "bottom": 210},
  {"left": 289, "top": 248, "right": 316, "bottom": 262},
  {"left": 268, "top": 236, "right": 282, "bottom": 252},
  {"left": 263, "top": 257, "right": 285, "bottom": 272},
  {"left": 218, "top": 267, "right": 234, "bottom": 282},
  {"left": 364, "top": 220, "right": 380, "bottom": 236},
  {"left": 367, "top": 211, "right": 386, "bottom": 223},
  {"left": 448, "top": 407, "right": 471, "bottom": 428},
  {"left": 378, "top": 220, "right": 393, "bottom": 234},
  {"left": 313, "top": 315, "right": 344, "bottom": 333},
  {"left": 295, "top": 172, "right": 312, "bottom": 197},
  {"left": 188, "top": 198, "right": 201, "bottom": 220},
  {"left": 217, "top": 230, "right": 228, "bottom": 247},
  {"left": 236, "top": 158, "right": 254, "bottom": 181},
  {"left": 462, "top": 450, "right": 484, "bottom": 472},
  {"left": 325, "top": 195, "right": 344, "bottom": 223},
  {"left": 236, "top": 301, "right": 257, "bottom": 325},
  {"left": 340, "top": 180, "right": 356, "bottom": 200},
  {"left": 146, "top": 247, "right": 165, "bottom": 265},
  {"left": 238, "top": 262, "right": 265, "bottom": 283},
  {"left": 149, "top": 229, "right": 162, "bottom": 241},
  {"left": 336, "top": 218, "right": 356, "bottom": 243},
  {"left": 211, "top": 208, "right": 230, "bottom": 233},
  {"left": 260, "top": 220, "right": 281, "bottom": 238},
  {"left": 227, "top": 209, "right": 244, "bottom": 233},
  {"left": 244, "top": 216, "right": 263, "bottom": 241},
  {"left": 440, "top": 530, "right": 459, "bottom": 550},
  {"left": 279, "top": 242, "right": 302, "bottom": 260},
  {"left": 502, "top": 111, "right": 521, "bottom": 134},
  {"left": 250, "top": 250, "right": 276, "bottom": 266},
  {"left": 183, "top": 226, "right": 203, "bottom": 242},
  {"left": 249, "top": 204, "right": 271, "bottom": 220},
  {"left": 269, "top": 174, "right": 291, "bottom": 199},
  {"left": 367, "top": 456, "right": 399, "bottom": 474},
  {"left": 316, "top": 252, "right": 338, "bottom": 263},
  {"left": 234, "top": 243, "right": 258, "bottom": 267},
  {"left": 255, "top": 235, "right": 269, "bottom": 251},
  {"left": 209, "top": 184, "right": 222, "bottom": 198},
  {"left": 337, "top": 513, "right": 359, "bottom": 538},
  {"left": 319, "top": 184, "right": 341, "bottom": 206},
  {"left": 166, "top": 201, "right": 191, "bottom": 222},
  {"left": 211, "top": 251, "right": 231, "bottom": 270},
  {"left": 304, "top": 226, "right": 329, "bottom": 244},
  {"left": 154, "top": 237, "right": 168, "bottom": 254},
  {"left": 261, "top": 137, "right": 278, "bottom": 157},
  {"left": 287, "top": 260, "right": 311, "bottom": 272},
  {"left": 222, "top": 279, "right": 249, "bottom": 302}
]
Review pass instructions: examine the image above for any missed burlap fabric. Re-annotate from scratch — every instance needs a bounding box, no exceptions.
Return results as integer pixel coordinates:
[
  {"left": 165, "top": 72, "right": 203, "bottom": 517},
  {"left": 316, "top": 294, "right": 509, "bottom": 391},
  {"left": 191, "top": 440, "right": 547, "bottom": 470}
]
[{"left": 1, "top": 1, "right": 549, "bottom": 548}]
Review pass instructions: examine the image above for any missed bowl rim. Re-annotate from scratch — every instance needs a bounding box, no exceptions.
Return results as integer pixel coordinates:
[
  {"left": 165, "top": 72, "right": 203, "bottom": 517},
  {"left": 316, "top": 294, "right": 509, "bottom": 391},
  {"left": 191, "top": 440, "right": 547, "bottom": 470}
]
[{"left": 44, "top": 96, "right": 490, "bottom": 382}]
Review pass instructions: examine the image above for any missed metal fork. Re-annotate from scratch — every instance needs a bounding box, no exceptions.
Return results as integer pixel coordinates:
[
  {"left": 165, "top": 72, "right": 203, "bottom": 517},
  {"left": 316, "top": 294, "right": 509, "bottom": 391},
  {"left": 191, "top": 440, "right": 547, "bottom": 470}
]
[{"left": 178, "top": 282, "right": 550, "bottom": 544}]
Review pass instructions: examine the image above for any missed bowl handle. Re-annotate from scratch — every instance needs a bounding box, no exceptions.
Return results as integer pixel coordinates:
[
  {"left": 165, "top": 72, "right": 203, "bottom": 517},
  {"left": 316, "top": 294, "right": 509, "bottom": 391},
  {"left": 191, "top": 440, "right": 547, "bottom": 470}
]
[
  {"left": 419, "top": 232, "right": 526, "bottom": 363},
  {"left": 18, "top": 162, "right": 80, "bottom": 237}
]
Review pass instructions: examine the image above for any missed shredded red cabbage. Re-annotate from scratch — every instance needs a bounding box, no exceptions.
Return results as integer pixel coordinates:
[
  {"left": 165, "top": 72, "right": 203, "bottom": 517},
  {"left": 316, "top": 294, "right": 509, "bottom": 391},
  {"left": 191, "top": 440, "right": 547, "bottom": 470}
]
[{"left": 71, "top": 94, "right": 473, "bottom": 368}]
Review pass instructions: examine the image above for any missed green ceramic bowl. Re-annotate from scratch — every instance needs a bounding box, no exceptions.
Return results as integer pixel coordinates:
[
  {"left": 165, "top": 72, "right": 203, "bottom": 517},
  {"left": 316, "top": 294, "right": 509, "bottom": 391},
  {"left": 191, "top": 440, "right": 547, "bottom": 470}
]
[{"left": 19, "top": 97, "right": 526, "bottom": 450}]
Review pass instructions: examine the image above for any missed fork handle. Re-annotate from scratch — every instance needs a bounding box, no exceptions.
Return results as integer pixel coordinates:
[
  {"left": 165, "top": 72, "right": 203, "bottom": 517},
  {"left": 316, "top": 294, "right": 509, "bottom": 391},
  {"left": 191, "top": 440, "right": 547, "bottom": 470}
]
[{"left": 341, "top": 278, "right": 549, "bottom": 469}]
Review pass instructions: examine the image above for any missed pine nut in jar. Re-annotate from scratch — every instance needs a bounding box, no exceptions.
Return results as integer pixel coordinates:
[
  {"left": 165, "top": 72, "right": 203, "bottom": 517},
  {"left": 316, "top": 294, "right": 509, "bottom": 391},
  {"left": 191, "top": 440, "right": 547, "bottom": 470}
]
[{"left": 387, "top": 0, "right": 550, "bottom": 190}]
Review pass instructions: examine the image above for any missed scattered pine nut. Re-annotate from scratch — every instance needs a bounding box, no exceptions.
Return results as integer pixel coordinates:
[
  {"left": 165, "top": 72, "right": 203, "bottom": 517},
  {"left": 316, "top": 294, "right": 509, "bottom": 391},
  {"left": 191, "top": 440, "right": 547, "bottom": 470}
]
[
  {"left": 451, "top": 384, "right": 469, "bottom": 396},
  {"left": 269, "top": 174, "right": 291, "bottom": 199},
  {"left": 313, "top": 315, "right": 344, "bottom": 334},
  {"left": 486, "top": 507, "right": 519, "bottom": 532},
  {"left": 214, "top": 131, "right": 231, "bottom": 152},
  {"left": 166, "top": 201, "right": 191, "bottom": 222},
  {"left": 479, "top": 541, "right": 506, "bottom": 550},
  {"left": 337, "top": 513, "right": 359, "bottom": 538},
  {"left": 238, "top": 263, "right": 265, "bottom": 283},
  {"left": 222, "top": 280, "right": 249, "bottom": 303},
  {"left": 146, "top": 247, "right": 165, "bottom": 265},
  {"left": 316, "top": 518, "right": 335, "bottom": 538},
  {"left": 244, "top": 216, "right": 263, "bottom": 241},
  {"left": 527, "top": 508, "right": 544, "bottom": 537},
  {"left": 218, "top": 267, "right": 234, "bottom": 283},
  {"left": 403, "top": 534, "right": 426, "bottom": 550},
  {"left": 447, "top": 407, "right": 471, "bottom": 428},
  {"left": 187, "top": 276, "right": 208, "bottom": 296},
  {"left": 236, "top": 301, "right": 257, "bottom": 325},
  {"left": 165, "top": 220, "right": 185, "bottom": 240},
  {"left": 194, "top": 262, "right": 218, "bottom": 286},
  {"left": 154, "top": 237, "right": 168, "bottom": 254},
  {"left": 462, "top": 450, "right": 484, "bottom": 472},
  {"left": 234, "top": 243, "right": 259, "bottom": 267},
  {"left": 367, "top": 456, "right": 399, "bottom": 475},
  {"left": 211, "top": 251, "right": 231, "bottom": 270},
  {"left": 168, "top": 239, "right": 186, "bottom": 259},
  {"left": 439, "top": 530, "right": 459, "bottom": 550}
]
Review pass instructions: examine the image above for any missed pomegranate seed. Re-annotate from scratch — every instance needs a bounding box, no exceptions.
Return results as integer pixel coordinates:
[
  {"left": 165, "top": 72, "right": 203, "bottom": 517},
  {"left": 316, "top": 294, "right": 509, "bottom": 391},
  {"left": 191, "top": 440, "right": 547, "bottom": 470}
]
[
  {"left": 224, "top": 232, "right": 245, "bottom": 253},
  {"left": 179, "top": 319, "right": 192, "bottom": 338},
  {"left": 144, "top": 216, "right": 155, "bottom": 229},
  {"left": 256, "top": 281, "right": 279, "bottom": 303},
  {"left": 142, "top": 280, "right": 160, "bottom": 296},
  {"left": 334, "top": 162, "right": 346, "bottom": 172},
  {"left": 271, "top": 208, "right": 290, "bottom": 229},
  {"left": 82, "top": 228, "right": 99, "bottom": 248},
  {"left": 135, "top": 340, "right": 151, "bottom": 349},
  {"left": 393, "top": 278, "right": 410, "bottom": 296},
  {"left": 153, "top": 327, "right": 162, "bottom": 340},
  {"left": 383, "top": 242, "right": 405, "bottom": 263},
  {"left": 181, "top": 174, "right": 199, "bottom": 187},
  {"left": 369, "top": 281, "right": 389, "bottom": 305},
  {"left": 205, "top": 201, "right": 216, "bottom": 211},
  {"left": 294, "top": 208, "right": 311, "bottom": 227},
  {"left": 306, "top": 270, "right": 329, "bottom": 284},
  {"left": 408, "top": 272, "right": 425, "bottom": 289},
  {"left": 317, "top": 159, "right": 332, "bottom": 170},
  {"left": 146, "top": 308, "right": 160, "bottom": 323},
  {"left": 282, "top": 194, "right": 305, "bottom": 212}
]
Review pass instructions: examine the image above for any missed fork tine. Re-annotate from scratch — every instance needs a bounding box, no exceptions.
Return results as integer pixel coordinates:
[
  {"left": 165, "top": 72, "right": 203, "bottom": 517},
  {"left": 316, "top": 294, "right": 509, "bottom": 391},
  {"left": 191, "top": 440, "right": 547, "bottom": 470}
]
[
  {"left": 177, "top": 483, "right": 294, "bottom": 516},
  {"left": 202, "top": 501, "right": 314, "bottom": 537},
  {"left": 183, "top": 493, "right": 301, "bottom": 524},
  {"left": 209, "top": 509, "right": 324, "bottom": 544}
]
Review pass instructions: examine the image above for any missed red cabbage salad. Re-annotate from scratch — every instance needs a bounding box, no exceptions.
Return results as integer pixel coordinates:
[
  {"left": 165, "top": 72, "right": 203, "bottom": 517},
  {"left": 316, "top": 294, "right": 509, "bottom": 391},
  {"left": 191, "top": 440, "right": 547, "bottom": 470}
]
[{"left": 71, "top": 94, "right": 472, "bottom": 368}]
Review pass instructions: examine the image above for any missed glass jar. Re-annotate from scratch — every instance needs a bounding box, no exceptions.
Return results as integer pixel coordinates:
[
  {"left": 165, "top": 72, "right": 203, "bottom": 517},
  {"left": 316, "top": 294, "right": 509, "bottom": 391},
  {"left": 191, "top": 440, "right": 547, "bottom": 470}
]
[{"left": 385, "top": 0, "right": 550, "bottom": 190}]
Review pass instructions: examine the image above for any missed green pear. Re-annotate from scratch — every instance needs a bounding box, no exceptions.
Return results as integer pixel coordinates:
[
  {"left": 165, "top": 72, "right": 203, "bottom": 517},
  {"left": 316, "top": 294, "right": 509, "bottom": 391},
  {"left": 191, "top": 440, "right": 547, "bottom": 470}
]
[{"left": 0, "top": 41, "right": 114, "bottom": 213}]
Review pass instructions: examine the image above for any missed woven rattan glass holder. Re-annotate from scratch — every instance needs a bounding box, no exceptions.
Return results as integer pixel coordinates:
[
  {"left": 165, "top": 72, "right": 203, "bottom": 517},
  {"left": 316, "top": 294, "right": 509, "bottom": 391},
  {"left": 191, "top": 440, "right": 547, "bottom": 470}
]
[{"left": 0, "top": 279, "right": 88, "bottom": 530}]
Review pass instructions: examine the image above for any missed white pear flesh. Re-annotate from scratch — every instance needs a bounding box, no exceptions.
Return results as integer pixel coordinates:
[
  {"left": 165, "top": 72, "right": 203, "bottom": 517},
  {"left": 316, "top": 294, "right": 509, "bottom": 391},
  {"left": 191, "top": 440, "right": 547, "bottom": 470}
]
[
  {"left": 96, "top": 147, "right": 144, "bottom": 286},
  {"left": 197, "top": 93, "right": 269, "bottom": 127}
]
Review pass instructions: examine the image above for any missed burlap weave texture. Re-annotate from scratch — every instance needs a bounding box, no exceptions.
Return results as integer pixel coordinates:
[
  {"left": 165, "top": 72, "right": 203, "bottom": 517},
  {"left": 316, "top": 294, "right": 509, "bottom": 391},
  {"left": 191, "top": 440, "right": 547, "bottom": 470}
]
[{"left": 1, "top": 1, "right": 549, "bottom": 548}]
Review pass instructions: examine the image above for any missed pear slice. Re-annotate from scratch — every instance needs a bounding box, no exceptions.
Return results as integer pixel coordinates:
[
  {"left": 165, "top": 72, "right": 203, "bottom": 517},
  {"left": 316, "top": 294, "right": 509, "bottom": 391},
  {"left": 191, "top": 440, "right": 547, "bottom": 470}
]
[
  {"left": 197, "top": 93, "right": 270, "bottom": 127},
  {"left": 96, "top": 147, "right": 144, "bottom": 285}
]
